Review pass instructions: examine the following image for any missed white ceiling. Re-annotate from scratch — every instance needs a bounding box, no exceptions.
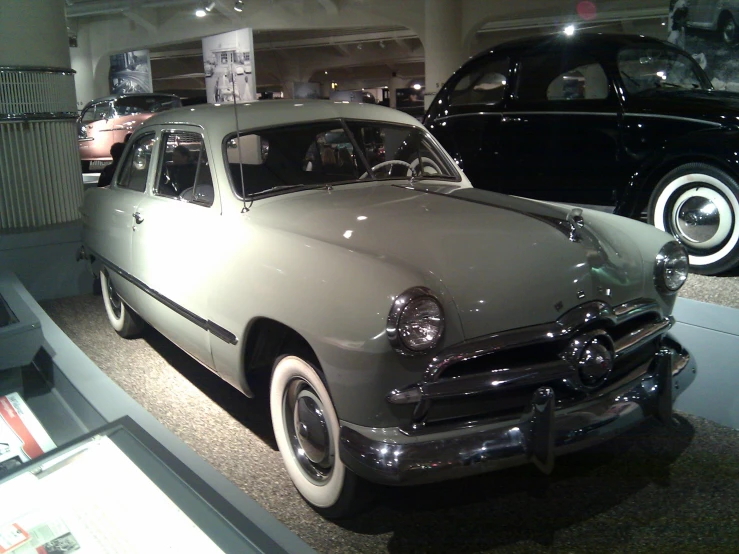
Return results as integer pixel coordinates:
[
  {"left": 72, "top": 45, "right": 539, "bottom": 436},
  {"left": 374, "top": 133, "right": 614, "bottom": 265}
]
[{"left": 65, "top": 0, "right": 670, "bottom": 98}]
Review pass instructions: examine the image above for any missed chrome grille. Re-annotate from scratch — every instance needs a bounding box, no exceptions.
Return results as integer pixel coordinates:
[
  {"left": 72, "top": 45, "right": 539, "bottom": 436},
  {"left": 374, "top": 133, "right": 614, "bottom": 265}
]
[{"left": 386, "top": 300, "right": 672, "bottom": 434}]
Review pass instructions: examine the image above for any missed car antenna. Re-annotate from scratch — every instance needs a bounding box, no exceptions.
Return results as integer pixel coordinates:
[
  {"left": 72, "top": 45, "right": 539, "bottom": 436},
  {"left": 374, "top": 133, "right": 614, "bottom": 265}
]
[{"left": 230, "top": 62, "right": 252, "bottom": 213}]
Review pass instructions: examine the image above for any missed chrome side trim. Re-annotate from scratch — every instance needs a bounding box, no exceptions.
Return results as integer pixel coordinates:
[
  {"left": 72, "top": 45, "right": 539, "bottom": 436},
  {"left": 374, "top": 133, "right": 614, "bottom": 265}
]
[{"left": 92, "top": 251, "right": 238, "bottom": 345}]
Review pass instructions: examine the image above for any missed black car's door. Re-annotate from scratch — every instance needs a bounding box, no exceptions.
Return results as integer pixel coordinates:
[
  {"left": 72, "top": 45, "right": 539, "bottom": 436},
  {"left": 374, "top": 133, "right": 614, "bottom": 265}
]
[
  {"left": 499, "top": 47, "right": 623, "bottom": 208},
  {"left": 424, "top": 54, "right": 511, "bottom": 190}
]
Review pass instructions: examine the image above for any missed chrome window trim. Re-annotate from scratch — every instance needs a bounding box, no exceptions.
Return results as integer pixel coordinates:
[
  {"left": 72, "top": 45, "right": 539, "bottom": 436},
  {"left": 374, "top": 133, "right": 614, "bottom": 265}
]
[{"left": 434, "top": 112, "right": 724, "bottom": 128}]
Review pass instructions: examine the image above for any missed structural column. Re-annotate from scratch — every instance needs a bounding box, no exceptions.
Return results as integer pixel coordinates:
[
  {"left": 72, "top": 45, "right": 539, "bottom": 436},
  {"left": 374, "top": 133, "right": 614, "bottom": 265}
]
[
  {"left": 421, "top": 0, "right": 465, "bottom": 109},
  {"left": 0, "top": 0, "right": 82, "bottom": 231}
]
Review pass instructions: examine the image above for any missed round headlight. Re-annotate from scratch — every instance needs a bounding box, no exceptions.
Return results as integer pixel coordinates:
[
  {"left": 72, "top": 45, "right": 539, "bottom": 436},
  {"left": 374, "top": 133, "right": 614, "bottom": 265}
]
[
  {"left": 655, "top": 241, "right": 689, "bottom": 292},
  {"left": 387, "top": 287, "right": 445, "bottom": 355}
]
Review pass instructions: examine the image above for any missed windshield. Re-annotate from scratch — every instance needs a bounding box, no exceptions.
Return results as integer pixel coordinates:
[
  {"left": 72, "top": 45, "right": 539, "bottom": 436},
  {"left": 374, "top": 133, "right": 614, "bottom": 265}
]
[
  {"left": 113, "top": 95, "right": 181, "bottom": 116},
  {"left": 225, "top": 119, "right": 459, "bottom": 198},
  {"left": 617, "top": 46, "right": 711, "bottom": 95}
]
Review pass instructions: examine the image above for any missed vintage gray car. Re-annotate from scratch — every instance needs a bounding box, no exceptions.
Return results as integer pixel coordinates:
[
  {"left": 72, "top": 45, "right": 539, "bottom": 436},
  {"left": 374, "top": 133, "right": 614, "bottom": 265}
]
[{"left": 78, "top": 100, "right": 696, "bottom": 517}]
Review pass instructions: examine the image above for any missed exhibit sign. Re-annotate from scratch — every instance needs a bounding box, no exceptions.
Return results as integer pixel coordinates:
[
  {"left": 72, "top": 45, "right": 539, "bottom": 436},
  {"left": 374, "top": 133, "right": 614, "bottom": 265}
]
[
  {"left": 109, "top": 50, "right": 153, "bottom": 94},
  {"left": 203, "top": 29, "right": 256, "bottom": 104}
]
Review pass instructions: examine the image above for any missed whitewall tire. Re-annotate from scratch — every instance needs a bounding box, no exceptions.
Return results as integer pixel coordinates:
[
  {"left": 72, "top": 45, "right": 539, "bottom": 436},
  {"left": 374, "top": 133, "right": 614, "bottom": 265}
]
[
  {"left": 648, "top": 163, "right": 739, "bottom": 275},
  {"left": 270, "top": 355, "right": 367, "bottom": 518},
  {"left": 100, "top": 268, "right": 144, "bottom": 338}
]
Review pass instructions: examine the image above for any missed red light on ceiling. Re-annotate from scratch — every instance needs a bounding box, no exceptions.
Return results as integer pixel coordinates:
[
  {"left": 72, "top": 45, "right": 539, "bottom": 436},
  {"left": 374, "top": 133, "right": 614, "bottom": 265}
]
[{"left": 577, "top": 1, "right": 597, "bottom": 21}]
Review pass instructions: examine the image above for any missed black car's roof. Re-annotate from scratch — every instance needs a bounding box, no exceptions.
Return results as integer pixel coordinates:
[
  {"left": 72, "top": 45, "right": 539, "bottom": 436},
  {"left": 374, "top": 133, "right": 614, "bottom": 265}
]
[{"left": 469, "top": 32, "right": 681, "bottom": 63}]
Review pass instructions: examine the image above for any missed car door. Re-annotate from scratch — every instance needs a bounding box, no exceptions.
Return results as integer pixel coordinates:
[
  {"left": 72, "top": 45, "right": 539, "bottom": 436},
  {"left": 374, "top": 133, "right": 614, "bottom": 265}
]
[
  {"left": 500, "top": 46, "right": 623, "bottom": 208},
  {"left": 424, "top": 54, "right": 511, "bottom": 190},
  {"left": 89, "top": 131, "right": 157, "bottom": 310},
  {"left": 687, "top": 0, "right": 716, "bottom": 28},
  {"left": 129, "top": 127, "right": 219, "bottom": 370}
]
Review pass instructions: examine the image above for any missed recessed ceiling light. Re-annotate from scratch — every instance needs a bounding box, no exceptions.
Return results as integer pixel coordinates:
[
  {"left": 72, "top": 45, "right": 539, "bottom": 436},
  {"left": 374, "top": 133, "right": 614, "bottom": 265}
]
[
  {"left": 234, "top": 0, "right": 244, "bottom": 11},
  {"left": 195, "top": 7, "right": 206, "bottom": 16}
]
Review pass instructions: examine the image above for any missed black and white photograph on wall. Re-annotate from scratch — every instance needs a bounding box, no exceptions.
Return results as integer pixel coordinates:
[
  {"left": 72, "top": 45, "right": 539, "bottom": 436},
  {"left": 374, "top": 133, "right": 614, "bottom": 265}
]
[
  {"left": 109, "top": 50, "right": 153, "bottom": 94},
  {"left": 669, "top": 0, "right": 739, "bottom": 91},
  {"left": 202, "top": 29, "right": 256, "bottom": 104}
]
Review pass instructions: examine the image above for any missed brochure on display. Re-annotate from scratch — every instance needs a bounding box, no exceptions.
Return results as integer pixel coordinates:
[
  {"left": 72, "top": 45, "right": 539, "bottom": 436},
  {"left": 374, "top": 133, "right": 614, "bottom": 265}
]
[
  {"left": 0, "top": 433, "right": 226, "bottom": 553},
  {"left": 0, "top": 393, "right": 56, "bottom": 476}
]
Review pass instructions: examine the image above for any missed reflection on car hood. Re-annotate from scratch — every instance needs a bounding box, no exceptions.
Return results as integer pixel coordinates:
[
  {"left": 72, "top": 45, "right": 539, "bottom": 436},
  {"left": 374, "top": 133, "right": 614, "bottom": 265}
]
[{"left": 253, "top": 183, "right": 647, "bottom": 339}]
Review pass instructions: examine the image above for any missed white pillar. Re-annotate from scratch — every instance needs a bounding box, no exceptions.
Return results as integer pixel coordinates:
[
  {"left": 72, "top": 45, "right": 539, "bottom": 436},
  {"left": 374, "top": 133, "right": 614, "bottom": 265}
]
[
  {"left": 388, "top": 73, "right": 405, "bottom": 109},
  {"left": 421, "top": 0, "right": 464, "bottom": 109},
  {"left": 70, "top": 26, "right": 96, "bottom": 111}
]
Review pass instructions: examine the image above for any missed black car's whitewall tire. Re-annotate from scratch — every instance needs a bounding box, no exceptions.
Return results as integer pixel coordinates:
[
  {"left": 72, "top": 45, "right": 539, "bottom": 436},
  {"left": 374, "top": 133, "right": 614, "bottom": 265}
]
[
  {"left": 100, "top": 268, "right": 144, "bottom": 337},
  {"left": 649, "top": 163, "right": 739, "bottom": 274},
  {"left": 720, "top": 13, "right": 738, "bottom": 44},
  {"left": 270, "top": 355, "right": 366, "bottom": 518}
]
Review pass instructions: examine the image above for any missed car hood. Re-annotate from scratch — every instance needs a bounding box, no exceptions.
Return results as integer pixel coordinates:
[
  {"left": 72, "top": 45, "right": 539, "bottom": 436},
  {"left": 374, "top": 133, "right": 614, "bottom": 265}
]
[
  {"left": 107, "top": 114, "right": 151, "bottom": 131},
  {"left": 630, "top": 89, "right": 739, "bottom": 123},
  {"left": 252, "top": 183, "right": 648, "bottom": 340}
]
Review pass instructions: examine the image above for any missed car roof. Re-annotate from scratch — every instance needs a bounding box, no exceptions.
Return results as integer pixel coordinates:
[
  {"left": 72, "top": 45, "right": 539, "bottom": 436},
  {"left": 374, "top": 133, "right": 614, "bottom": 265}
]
[
  {"left": 142, "top": 99, "right": 424, "bottom": 134},
  {"left": 469, "top": 32, "right": 680, "bottom": 62}
]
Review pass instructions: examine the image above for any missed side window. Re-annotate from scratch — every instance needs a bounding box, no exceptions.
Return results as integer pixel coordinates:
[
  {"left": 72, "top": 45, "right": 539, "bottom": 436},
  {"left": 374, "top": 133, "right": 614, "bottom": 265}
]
[
  {"left": 93, "top": 103, "right": 110, "bottom": 121},
  {"left": 546, "top": 63, "right": 609, "bottom": 100},
  {"left": 157, "top": 131, "right": 214, "bottom": 207},
  {"left": 81, "top": 106, "right": 96, "bottom": 124},
  {"left": 448, "top": 57, "right": 510, "bottom": 107},
  {"left": 117, "top": 133, "right": 156, "bottom": 193},
  {"left": 516, "top": 51, "right": 610, "bottom": 103}
]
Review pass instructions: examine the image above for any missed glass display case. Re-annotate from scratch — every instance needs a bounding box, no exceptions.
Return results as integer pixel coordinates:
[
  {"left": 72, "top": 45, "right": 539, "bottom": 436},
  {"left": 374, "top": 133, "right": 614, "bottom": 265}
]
[{"left": 0, "top": 271, "right": 314, "bottom": 554}]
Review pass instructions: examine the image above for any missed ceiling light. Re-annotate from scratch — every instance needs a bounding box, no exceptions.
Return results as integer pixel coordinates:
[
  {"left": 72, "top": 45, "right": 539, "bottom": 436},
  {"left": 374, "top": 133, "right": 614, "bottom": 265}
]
[
  {"left": 234, "top": 0, "right": 244, "bottom": 11},
  {"left": 356, "top": 43, "right": 362, "bottom": 50},
  {"left": 195, "top": 7, "right": 206, "bottom": 16},
  {"left": 379, "top": 40, "right": 385, "bottom": 49},
  {"left": 204, "top": 2, "right": 216, "bottom": 12},
  {"left": 413, "top": 83, "right": 422, "bottom": 90},
  {"left": 564, "top": 24, "right": 576, "bottom": 36}
]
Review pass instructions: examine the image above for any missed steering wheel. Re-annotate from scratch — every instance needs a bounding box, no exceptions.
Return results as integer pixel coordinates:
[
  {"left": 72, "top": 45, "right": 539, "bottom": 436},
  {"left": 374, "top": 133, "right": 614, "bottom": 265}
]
[
  {"left": 409, "top": 157, "right": 442, "bottom": 176},
  {"left": 360, "top": 159, "right": 412, "bottom": 179}
]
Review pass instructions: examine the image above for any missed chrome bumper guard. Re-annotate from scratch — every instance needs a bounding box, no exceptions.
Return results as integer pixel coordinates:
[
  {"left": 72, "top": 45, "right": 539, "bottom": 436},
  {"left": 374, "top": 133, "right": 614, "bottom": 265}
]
[{"left": 339, "top": 341, "right": 695, "bottom": 486}]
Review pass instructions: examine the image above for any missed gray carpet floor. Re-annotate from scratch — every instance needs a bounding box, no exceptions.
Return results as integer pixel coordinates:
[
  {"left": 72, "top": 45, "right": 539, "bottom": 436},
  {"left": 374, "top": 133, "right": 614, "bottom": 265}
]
[{"left": 40, "top": 281, "right": 739, "bottom": 553}]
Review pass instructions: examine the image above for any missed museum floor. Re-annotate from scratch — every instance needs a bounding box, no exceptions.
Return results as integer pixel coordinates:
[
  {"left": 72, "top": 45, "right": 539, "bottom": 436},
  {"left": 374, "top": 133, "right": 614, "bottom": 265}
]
[{"left": 40, "top": 276, "right": 739, "bottom": 554}]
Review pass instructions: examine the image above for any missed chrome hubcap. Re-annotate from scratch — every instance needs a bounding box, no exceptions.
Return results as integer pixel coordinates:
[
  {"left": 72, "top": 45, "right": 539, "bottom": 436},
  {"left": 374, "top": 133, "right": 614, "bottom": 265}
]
[
  {"left": 676, "top": 197, "right": 720, "bottom": 243},
  {"left": 285, "top": 380, "right": 334, "bottom": 484},
  {"left": 670, "top": 187, "right": 733, "bottom": 250},
  {"left": 104, "top": 269, "right": 122, "bottom": 318}
]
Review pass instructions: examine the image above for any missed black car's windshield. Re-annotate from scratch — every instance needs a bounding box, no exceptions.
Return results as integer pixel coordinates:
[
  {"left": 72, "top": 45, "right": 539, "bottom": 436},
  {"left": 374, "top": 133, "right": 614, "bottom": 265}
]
[
  {"left": 617, "top": 46, "right": 711, "bottom": 95},
  {"left": 225, "top": 119, "right": 459, "bottom": 198},
  {"left": 114, "top": 95, "right": 181, "bottom": 116}
]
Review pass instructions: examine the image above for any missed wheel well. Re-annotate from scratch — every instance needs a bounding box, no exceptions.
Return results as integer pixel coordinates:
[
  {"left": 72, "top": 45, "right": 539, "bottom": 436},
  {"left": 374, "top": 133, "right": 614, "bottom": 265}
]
[
  {"left": 241, "top": 317, "right": 320, "bottom": 397},
  {"left": 719, "top": 10, "right": 735, "bottom": 25},
  {"left": 635, "top": 156, "right": 736, "bottom": 219}
]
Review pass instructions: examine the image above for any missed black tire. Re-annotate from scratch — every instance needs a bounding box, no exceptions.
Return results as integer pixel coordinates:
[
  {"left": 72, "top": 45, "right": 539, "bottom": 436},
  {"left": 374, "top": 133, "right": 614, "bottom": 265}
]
[
  {"left": 648, "top": 163, "right": 739, "bottom": 275},
  {"left": 270, "top": 355, "right": 372, "bottom": 518},
  {"left": 720, "top": 13, "right": 738, "bottom": 45},
  {"left": 100, "top": 268, "right": 145, "bottom": 338}
]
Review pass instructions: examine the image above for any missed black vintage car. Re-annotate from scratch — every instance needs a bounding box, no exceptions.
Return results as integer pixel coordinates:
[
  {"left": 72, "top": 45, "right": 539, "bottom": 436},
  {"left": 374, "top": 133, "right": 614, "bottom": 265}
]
[{"left": 424, "top": 32, "right": 739, "bottom": 275}]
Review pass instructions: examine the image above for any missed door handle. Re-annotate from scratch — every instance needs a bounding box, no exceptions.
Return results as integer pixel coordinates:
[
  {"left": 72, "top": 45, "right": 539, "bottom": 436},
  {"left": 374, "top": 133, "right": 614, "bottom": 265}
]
[{"left": 133, "top": 212, "right": 144, "bottom": 224}]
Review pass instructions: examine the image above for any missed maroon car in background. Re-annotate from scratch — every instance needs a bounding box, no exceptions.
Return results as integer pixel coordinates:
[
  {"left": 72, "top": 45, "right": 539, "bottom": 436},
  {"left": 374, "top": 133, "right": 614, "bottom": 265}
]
[{"left": 78, "top": 93, "right": 181, "bottom": 172}]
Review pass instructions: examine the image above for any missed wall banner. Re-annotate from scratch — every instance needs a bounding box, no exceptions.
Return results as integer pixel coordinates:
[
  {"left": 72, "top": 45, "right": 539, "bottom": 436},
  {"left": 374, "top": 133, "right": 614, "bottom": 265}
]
[{"left": 202, "top": 29, "right": 256, "bottom": 104}]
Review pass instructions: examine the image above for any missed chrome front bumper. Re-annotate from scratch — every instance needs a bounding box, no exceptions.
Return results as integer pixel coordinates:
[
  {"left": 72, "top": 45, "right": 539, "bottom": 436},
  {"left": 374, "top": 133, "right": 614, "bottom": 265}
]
[{"left": 339, "top": 343, "right": 696, "bottom": 486}]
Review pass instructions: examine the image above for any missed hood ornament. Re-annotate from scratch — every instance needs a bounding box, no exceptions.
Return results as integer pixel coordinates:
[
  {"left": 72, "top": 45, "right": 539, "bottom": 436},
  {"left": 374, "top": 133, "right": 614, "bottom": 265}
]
[{"left": 567, "top": 208, "right": 585, "bottom": 242}]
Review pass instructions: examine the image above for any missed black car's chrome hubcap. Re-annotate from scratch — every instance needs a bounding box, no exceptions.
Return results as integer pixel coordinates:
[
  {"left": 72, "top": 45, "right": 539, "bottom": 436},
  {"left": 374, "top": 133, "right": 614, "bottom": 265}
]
[{"left": 670, "top": 186, "right": 733, "bottom": 252}]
